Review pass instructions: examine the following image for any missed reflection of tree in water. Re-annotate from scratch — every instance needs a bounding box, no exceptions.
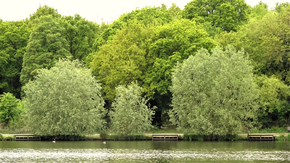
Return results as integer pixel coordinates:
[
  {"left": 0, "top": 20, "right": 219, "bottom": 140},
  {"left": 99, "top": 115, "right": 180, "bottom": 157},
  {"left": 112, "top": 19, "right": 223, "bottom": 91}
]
[
  {"left": 151, "top": 141, "right": 179, "bottom": 150},
  {"left": 147, "top": 156, "right": 173, "bottom": 163}
]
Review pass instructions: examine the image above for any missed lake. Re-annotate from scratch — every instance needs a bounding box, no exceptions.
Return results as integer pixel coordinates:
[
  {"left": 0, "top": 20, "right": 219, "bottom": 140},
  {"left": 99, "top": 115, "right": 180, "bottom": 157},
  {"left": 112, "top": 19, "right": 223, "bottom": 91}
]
[{"left": 0, "top": 141, "right": 289, "bottom": 162}]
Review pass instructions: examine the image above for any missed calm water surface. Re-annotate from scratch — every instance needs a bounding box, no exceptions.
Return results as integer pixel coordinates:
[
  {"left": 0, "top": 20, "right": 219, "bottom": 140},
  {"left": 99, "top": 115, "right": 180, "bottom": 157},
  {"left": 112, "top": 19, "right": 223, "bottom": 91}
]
[{"left": 0, "top": 141, "right": 290, "bottom": 162}]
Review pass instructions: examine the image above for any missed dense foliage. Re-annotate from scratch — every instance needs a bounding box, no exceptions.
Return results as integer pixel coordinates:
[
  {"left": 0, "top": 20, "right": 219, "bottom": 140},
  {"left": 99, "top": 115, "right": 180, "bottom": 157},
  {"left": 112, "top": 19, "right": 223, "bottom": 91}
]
[
  {"left": 181, "top": 0, "right": 250, "bottom": 31},
  {"left": 170, "top": 46, "right": 259, "bottom": 135},
  {"left": 110, "top": 82, "right": 155, "bottom": 136},
  {"left": 21, "top": 15, "right": 71, "bottom": 85},
  {"left": 146, "top": 19, "right": 216, "bottom": 96},
  {"left": 24, "top": 60, "right": 105, "bottom": 136},
  {"left": 0, "top": 92, "right": 23, "bottom": 127},
  {"left": 0, "top": 21, "right": 30, "bottom": 98},
  {"left": 61, "top": 15, "right": 99, "bottom": 62},
  {"left": 91, "top": 21, "right": 154, "bottom": 101},
  {"left": 1, "top": 0, "right": 290, "bottom": 136}
]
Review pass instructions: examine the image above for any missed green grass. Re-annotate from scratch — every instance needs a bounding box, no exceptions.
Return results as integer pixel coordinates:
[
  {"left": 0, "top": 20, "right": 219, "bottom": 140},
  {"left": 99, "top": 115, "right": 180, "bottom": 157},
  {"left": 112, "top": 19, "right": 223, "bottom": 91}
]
[
  {"left": 0, "top": 127, "right": 31, "bottom": 134},
  {"left": 251, "top": 126, "right": 288, "bottom": 133}
]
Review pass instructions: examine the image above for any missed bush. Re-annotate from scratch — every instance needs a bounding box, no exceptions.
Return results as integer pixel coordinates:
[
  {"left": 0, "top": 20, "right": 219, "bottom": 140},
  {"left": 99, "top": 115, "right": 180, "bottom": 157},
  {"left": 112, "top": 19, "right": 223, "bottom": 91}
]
[
  {"left": 0, "top": 93, "right": 23, "bottom": 127},
  {"left": 0, "top": 133, "right": 3, "bottom": 141},
  {"left": 276, "top": 135, "right": 285, "bottom": 141},
  {"left": 100, "top": 130, "right": 109, "bottom": 140}
]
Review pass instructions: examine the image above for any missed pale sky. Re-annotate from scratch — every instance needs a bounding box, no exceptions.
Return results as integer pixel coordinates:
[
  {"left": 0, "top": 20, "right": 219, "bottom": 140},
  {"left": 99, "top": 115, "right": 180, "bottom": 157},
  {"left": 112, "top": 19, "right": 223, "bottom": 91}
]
[{"left": 0, "top": 0, "right": 289, "bottom": 24}]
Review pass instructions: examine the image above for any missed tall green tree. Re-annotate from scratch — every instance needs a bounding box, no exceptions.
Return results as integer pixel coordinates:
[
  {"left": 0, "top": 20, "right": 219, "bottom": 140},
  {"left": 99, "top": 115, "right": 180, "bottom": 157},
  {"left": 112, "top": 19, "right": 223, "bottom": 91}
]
[
  {"left": 250, "top": 1, "right": 269, "bottom": 19},
  {"left": 92, "top": 6, "right": 173, "bottom": 53},
  {"left": 28, "top": 5, "right": 61, "bottom": 28},
  {"left": 91, "top": 21, "right": 154, "bottom": 101},
  {"left": 21, "top": 15, "right": 71, "bottom": 85},
  {"left": 146, "top": 19, "right": 216, "bottom": 96},
  {"left": 0, "top": 92, "right": 23, "bottom": 127},
  {"left": 61, "top": 15, "right": 99, "bottom": 63},
  {"left": 255, "top": 75, "right": 290, "bottom": 127},
  {"left": 110, "top": 82, "right": 155, "bottom": 136},
  {"left": 170, "top": 46, "right": 259, "bottom": 135},
  {"left": 87, "top": 6, "right": 174, "bottom": 69},
  {"left": 0, "top": 21, "right": 30, "bottom": 98},
  {"left": 85, "top": 21, "right": 109, "bottom": 67},
  {"left": 24, "top": 59, "right": 105, "bottom": 136},
  {"left": 216, "top": 9, "right": 290, "bottom": 83},
  {"left": 275, "top": 2, "right": 290, "bottom": 13},
  {"left": 181, "top": 0, "right": 250, "bottom": 31},
  {"left": 168, "top": 3, "right": 181, "bottom": 19}
]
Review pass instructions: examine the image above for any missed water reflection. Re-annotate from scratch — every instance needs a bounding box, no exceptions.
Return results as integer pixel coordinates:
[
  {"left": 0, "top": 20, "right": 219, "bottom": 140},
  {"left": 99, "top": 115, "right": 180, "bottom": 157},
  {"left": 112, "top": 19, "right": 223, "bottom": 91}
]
[{"left": 0, "top": 141, "right": 289, "bottom": 162}]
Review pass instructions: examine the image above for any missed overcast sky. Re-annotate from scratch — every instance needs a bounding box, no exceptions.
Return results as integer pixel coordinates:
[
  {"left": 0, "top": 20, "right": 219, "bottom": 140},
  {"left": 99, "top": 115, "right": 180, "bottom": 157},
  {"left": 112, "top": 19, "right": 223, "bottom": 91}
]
[{"left": 0, "top": 0, "right": 289, "bottom": 24}]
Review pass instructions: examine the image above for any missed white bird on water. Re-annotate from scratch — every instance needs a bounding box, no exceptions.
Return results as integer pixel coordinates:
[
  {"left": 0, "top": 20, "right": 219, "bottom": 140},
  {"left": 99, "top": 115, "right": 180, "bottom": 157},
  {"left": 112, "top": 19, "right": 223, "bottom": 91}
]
[
  {"left": 52, "top": 137, "right": 57, "bottom": 143},
  {"left": 103, "top": 141, "right": 106, "bottom": 144}
]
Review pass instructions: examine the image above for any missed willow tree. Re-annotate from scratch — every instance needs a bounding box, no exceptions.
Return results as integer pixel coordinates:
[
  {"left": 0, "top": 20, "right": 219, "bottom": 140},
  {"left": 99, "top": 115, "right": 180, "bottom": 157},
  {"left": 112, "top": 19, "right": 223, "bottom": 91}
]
[
  {"left": 110, "top": 82, "right": 155, "bottom": 136},
  {"left": 24, "top": 60, "right": 105, "bottom": 136},
  {"left": 170, "top": 46, "right": 259, "bottom": 136}
]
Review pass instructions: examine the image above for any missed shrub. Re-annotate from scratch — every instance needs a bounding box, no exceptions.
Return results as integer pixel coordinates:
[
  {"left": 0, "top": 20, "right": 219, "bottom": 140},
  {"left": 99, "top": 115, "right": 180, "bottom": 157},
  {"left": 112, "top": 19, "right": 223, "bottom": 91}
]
[{"left": 276, "top": 135, "right": 285, "bottom": 141}]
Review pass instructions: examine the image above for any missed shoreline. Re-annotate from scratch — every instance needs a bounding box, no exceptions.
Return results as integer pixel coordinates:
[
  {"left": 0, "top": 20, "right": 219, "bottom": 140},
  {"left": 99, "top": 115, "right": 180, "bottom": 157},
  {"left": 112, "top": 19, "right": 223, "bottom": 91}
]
[{"left": 1, "top": 133, "right": 289, "bottom": 141}]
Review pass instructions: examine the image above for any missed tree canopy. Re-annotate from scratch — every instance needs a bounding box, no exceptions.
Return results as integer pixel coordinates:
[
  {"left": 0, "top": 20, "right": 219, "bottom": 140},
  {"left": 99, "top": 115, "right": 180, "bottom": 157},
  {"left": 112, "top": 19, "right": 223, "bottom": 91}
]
[
  {"left": 250, "top": 1, "right": 269, "bottom": 19},
  {"left": 0, "top": 21, "right": 30, "bottom": 98},
  {"left": 92, "top": 6, "right": 173, "bottom": 53},
  {"left": 90, "top": 21, "right": 153, "bottom": 101},
  {"left": 21, "top": 15, "right": 71, "bottom": 85},
  {"left": 181, "top": 0, "right": 250, "bottom": 31},
  {"left": 28, "top": 5, "right": 61, "bottom": 28},
  {"left": 145, "top": 19, "right": 216, "bottom": 96},
  {"left": 24, "top": 59, "right": 105, "bottom": 136},
  {"left": 170, "top": 46, "right": 259, "bottom": 135},
  {"left": 255, "top": 75, "right": 290, "bottom": 128},
  {"left": 216, "top": 9, "right": 290, "bottom": 83},
  {"left": 61, "top": 15, "right": 99, "bottom": 62}
]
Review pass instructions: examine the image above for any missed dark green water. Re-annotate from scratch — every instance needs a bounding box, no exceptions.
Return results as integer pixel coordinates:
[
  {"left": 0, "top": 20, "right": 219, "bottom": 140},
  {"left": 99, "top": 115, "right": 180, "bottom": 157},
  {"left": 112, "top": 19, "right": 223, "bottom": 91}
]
[{"left": 0, "top": 141, "right": 289, "bottom": 162}]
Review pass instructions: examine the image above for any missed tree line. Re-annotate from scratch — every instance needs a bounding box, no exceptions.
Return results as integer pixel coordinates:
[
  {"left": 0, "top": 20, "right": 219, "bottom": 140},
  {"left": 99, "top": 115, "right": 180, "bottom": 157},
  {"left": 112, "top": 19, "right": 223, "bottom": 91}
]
[{"left": 1, "top": 1, "right": 290, "bottom": 137}]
